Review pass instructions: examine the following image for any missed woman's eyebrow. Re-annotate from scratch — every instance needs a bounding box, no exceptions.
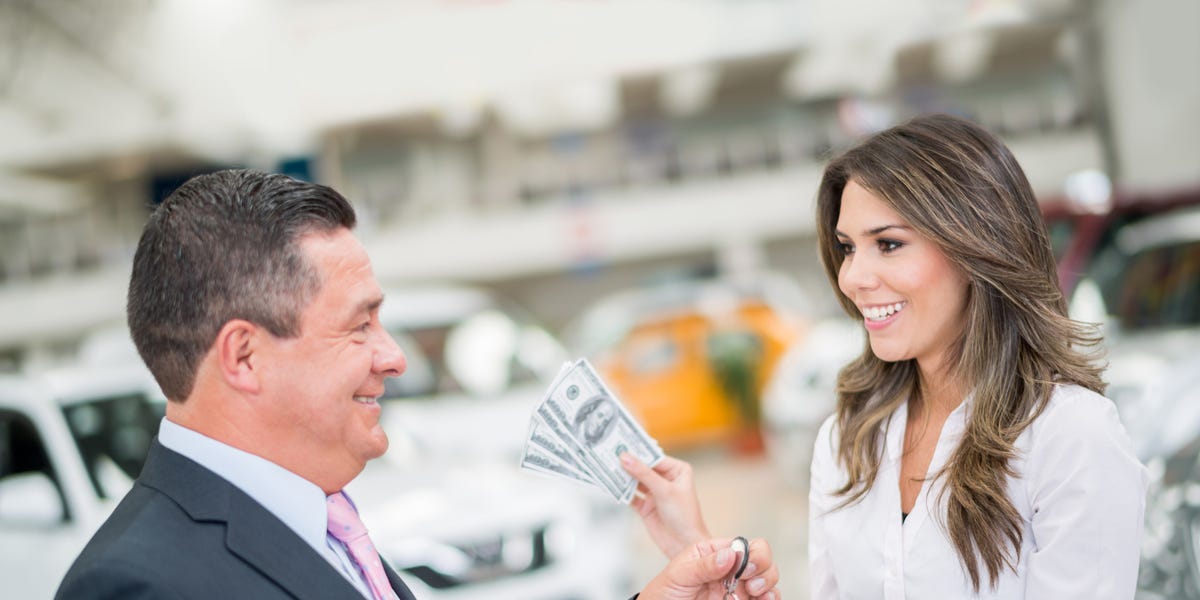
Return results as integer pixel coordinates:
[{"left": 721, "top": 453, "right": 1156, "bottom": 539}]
[{"left": 835, "top": 224, "right": 911, "bottom": 237}]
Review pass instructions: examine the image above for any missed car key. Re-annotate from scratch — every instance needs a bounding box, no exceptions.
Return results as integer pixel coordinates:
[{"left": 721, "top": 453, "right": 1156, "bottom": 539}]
[{"left": 723, "top": 536, "right": 750, "bottom": 600}]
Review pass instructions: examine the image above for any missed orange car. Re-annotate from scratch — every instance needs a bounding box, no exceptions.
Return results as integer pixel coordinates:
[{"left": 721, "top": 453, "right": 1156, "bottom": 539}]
[{"left": 569, "top": 275, "right": 809, "bottom": 451}]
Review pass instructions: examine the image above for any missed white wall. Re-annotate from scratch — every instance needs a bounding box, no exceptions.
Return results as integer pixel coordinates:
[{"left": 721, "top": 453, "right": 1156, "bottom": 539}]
[{"left": 1102, "top": 0, "right": 1200, "bottom": 190}]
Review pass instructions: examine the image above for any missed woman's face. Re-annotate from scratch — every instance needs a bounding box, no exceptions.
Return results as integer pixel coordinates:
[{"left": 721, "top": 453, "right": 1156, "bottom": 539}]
[{"left": 834, "top": 179, "right": 969, "bottom": 376}]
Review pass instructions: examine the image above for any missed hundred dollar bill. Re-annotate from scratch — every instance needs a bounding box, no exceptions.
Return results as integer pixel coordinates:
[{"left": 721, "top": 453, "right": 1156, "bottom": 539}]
[
  {"left": 538, "top": 358, "right": 663, "bottom": 503},
  {"left": 533, "top": 401, "right": 625, "bottom": 500},
  {"left": 520, "top": 403, "right": 597, "bottom": 487},
  {"left": 527, "top": 419, "right": 591, "bottom": 476},
  {"left": 520, "top": 447, "right": 597, "bottom": 486}
]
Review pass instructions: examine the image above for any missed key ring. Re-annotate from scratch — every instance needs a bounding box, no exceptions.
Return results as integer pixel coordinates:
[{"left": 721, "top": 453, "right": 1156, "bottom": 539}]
[{"left": 722, "top": 536, "right": 750, "bottom": 600}]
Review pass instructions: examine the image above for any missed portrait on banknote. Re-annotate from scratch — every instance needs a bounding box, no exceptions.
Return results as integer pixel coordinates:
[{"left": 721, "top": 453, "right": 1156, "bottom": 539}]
[{"left": 575, "top": 394, "right": 617, "bottom": 447}]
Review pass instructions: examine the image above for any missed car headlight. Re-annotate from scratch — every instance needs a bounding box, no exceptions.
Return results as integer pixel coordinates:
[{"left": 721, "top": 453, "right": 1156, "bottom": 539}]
[{"left": 391, "top": 525, "right": 554, "bottom": 590}]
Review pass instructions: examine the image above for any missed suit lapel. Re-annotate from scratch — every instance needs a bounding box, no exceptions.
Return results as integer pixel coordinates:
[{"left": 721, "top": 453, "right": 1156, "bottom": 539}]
[
  {"left": 137, "top": 441, "right": 372, "bottom": 600},
  {"left": 383, "top": 560, "right": 418, "bottom": 600},
  {"left": 223, "top": 491, "right": 367, "bottom": 599}
]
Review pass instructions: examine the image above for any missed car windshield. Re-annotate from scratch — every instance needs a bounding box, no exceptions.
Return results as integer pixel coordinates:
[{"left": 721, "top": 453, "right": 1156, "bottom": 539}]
[
  {"left": 60, "top": 393, "right": 164, "bottom": 499},
  {"left": 1089, "top": 238, "right": 1200, "bottom": 331},
  {"left": 382, "top": 309, "right": 563, "bottom": 400}
]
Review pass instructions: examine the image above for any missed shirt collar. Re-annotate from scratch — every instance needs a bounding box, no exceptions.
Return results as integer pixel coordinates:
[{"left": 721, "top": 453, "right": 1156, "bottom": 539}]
[
  {"left": 157, "top": 417, "right": 331, "bottom": 556},
  {"left": 884, "top": 391, "right": 974, "bottom": 461}
]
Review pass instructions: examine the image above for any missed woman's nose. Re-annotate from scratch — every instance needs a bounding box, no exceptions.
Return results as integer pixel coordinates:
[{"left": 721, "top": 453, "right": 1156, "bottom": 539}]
[{"left": 839, "top": 253, "right": 880, "bottom": 293}]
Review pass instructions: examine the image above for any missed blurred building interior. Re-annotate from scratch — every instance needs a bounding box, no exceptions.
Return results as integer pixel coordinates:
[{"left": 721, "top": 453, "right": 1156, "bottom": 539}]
[
  {"left": 2, "top": 2, "right": 1199, "bottom": 599},
  {"left": 1, "top": 0, "right": 1196, "bottom": 368}
]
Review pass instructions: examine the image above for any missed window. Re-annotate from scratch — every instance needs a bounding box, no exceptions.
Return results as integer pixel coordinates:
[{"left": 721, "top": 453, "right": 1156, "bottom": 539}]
[
  {"left": 61, "top": 394, "right": 163, "bottom": 499},
  {"left": 1105, "top": 241, "right": 1200, "bottom": 331},
  {"left": 0, "top": 410, "right": 68, "bottom": 524}
]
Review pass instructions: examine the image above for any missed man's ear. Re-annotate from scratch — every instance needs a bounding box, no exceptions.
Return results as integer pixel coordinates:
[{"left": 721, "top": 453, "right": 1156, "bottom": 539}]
[{"left": 214, "top": 319, "right": 262, "bottom": 394}]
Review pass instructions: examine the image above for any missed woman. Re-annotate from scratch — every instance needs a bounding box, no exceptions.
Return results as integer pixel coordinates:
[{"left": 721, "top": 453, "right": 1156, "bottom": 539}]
[{"left": 621, "top": 114, "right": 1148, "bottom": 598}]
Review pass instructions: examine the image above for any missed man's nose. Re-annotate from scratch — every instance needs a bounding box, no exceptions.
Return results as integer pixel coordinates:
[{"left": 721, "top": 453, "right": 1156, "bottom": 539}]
[{"left": 373, "top": 328, "right": 407, "bottom": 377}]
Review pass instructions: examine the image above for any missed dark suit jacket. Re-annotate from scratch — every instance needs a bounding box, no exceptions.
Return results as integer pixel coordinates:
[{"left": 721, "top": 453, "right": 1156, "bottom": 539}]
[{"left": 56, "top": 440, "right": 418, "bottom": 600}]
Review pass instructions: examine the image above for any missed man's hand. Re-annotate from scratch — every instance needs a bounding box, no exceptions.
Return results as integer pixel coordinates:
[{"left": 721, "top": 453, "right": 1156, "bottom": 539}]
[
  {"left": 621, "top": 453, "right": 710, "bottom": 558},
  {"left": 638, "top": 537, "right": 781, "bottom": 600}
]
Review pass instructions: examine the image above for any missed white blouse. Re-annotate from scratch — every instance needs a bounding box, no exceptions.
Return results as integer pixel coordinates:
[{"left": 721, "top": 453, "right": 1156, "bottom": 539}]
[{"left": 808, "top": 384, "right": 1148, "bottom": 599}]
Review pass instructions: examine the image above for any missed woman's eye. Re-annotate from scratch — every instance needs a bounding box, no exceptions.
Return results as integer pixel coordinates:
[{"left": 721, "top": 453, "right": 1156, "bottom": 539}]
[
  {"left": 878, "top": 239, "right": 903, "bottom": 253},
  {"left": 837, "top": 242, "right": 854, "bottom": 255}
]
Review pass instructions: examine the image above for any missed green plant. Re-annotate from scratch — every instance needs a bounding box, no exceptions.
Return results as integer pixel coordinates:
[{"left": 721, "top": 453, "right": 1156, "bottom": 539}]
[{"left": 705, "top": 329, "right": 764, "bottom": 424}]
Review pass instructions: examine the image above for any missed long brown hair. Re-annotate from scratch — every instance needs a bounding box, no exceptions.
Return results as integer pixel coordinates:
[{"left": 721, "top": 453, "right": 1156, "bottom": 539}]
[{"left": 814, "top": 114, "right": 1105, "bottom": 590}]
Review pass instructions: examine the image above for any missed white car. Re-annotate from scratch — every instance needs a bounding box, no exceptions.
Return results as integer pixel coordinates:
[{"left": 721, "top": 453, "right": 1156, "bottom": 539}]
[
  {"left": 350, "top": 457, "right": 633, "bottom": 600},
  {"left": 378, "top": 284, "right": 569, "bottom": 461},
  {"left": 0, "top": 360, "right": 165, "bottom": 600},
  {"left": 760, "top": 317, "right": 863, "bottom": 488},
  {"left": 1069, "top": 205, "right": 1200, "bottom": 461}
]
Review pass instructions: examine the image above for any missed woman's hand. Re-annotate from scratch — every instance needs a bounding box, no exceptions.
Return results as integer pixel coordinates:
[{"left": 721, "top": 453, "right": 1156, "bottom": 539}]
[
  {"left": 638, "top": 537, "right": 781, "bottom": 600},
  {"left": 621, "top": 453, "right": 711, "bottom": 558}
]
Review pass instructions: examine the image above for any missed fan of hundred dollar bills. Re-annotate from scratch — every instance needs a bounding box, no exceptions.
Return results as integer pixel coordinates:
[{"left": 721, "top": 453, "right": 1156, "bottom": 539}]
[{"left": 521, "top": 358, "right": 663, "bottom": 503}]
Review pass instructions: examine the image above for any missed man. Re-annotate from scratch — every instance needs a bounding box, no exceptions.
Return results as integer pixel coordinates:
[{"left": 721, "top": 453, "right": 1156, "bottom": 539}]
[
  {"left": 56, "top": 170, "right": 780, "bottom": 600},
  {"left": 576, "top": 394, "right": 617, "bottom": 446}
]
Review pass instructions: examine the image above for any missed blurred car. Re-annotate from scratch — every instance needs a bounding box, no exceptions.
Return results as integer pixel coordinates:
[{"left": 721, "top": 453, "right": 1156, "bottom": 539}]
[
  {"left": 1043, "top": 185, "right": 1200, "bottom": 299},
  {"left": 760, "top": 317, "right": 863, "bottom": 488},
  {"left": 0, "top": 360, "right": 165, "bottom": 600},
  {"left": 350, "top": 455, "right": 633, "bottom": 600},
  {"left": 1071, "top": 204, "right": 1200, "bottom": 460},
  {"left": 374, "top": 282, "right": 636, "bottom": 599},
  {"left": 1138, "top": 435, "right": 1200, "bottom": 599},
  {"left": 377, "top": 283, "right": 570, "bottom": 460},
  {"left": 563, "top": 273, "right": 810, "bottom": 451},
  {"left": 1061, "top": 204, "right": 1200, "bottom": 598}
]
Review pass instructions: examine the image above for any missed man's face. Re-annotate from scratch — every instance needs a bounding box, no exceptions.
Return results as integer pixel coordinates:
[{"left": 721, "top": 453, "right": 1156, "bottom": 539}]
[{"left": 258, "top": 228, "right": 406, "bottom": 491}]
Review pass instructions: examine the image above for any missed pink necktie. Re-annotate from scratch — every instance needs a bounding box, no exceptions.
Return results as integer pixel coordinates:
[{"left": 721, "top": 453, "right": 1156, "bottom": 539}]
[{"left": 327, "top": 492, "right": 397, "bottom": 600}]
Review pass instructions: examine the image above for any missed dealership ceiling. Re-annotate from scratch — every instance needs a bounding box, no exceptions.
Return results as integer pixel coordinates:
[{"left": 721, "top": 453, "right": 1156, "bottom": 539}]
[{"left": 0, "top": 0, "right": 1081, "bottom": 184}]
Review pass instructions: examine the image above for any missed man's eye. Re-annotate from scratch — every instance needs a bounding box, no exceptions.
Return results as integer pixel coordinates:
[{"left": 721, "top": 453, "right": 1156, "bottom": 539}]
[{"left": 357, "top": 322, "right": 372, "bottom": 333}]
